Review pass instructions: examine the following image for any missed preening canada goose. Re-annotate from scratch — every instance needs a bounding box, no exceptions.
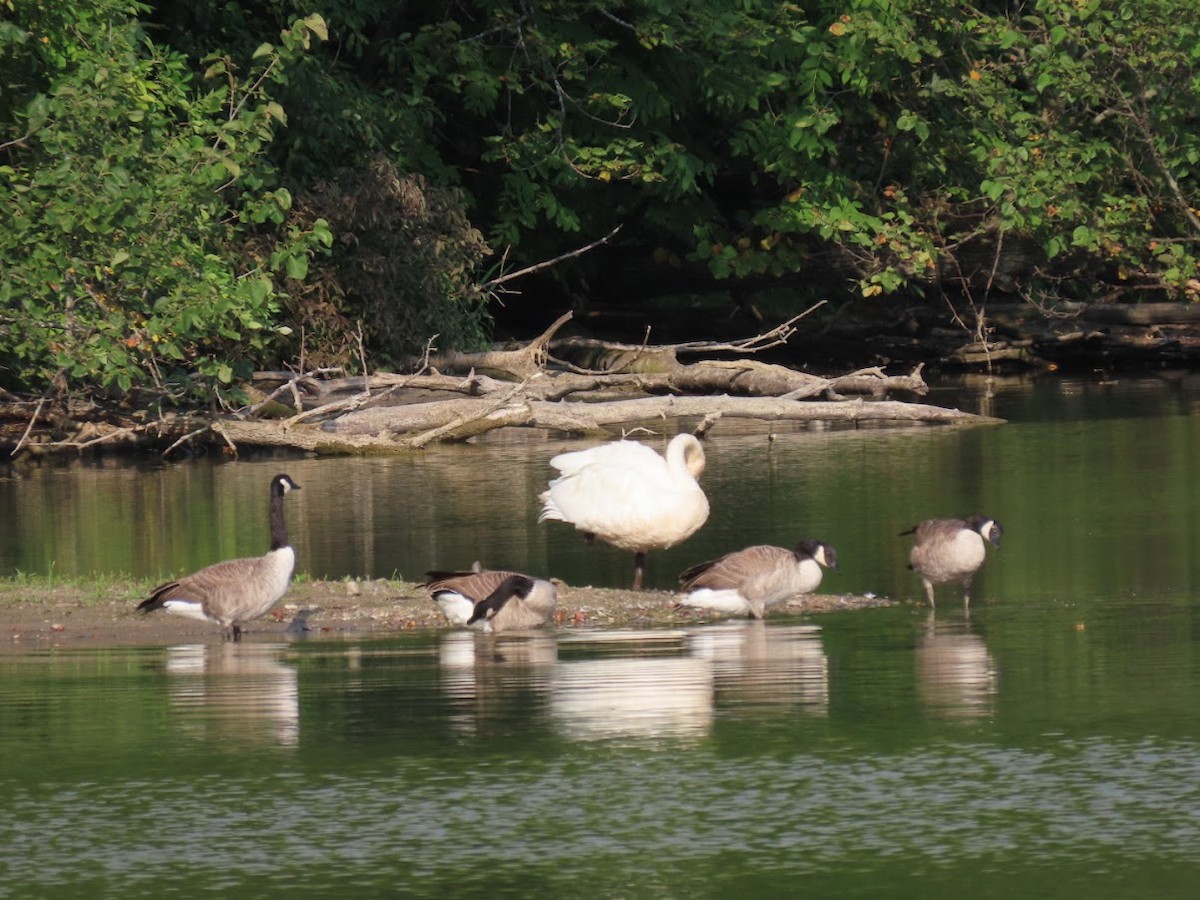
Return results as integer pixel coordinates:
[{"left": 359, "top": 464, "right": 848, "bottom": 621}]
[
  {"left": 539, "top": 433, "right": 710, "bottom": 590},
  {"left": 424, "top": 567, "right": 558, "bottom": 631},
  {"left": 137, "top": 473, "right": 301, "bottom": 640},
  {"left": 677, "top": 540, "right": 839, "bottom": 619},
  {"left": 902, "top": 516, "right": 1002, "bottom": 609}
]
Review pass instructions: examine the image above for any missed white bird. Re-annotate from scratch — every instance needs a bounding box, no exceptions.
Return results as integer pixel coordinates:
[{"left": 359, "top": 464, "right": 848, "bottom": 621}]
[
  {"left": 424, "top": 567, "right": 558, "bottom": 631},
  {"left": 902, "top": 516, "right": 1003, "bottom": 609},
  {"left": 677, "top": 540, "right": 838, "bottom": 619},
  {"left": 539, "top": 433, "right": 710, "bottom": 589},
  {"left": 137, "top": 473, "right": 301, "bottom": 640}
]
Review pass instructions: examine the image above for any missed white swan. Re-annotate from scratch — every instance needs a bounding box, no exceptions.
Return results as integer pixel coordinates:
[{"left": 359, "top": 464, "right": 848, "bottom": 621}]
[{"left": 539, "top": 433, "right": 710, "bottom": 589}]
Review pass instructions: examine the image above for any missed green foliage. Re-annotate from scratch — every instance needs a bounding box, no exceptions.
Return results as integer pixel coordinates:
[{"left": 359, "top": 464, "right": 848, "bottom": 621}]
[
  {"left": 4, "top": 0, "right": 1200, "bottom": 405},
  {"left": 281, "top": 156, "right": 493, "bottom": 368},
  {"left": 0, "top": 3, "right": 328, "bottom": 398},
  {"left": 342, "top": 0, "right": 1197, "bottom": 303}
]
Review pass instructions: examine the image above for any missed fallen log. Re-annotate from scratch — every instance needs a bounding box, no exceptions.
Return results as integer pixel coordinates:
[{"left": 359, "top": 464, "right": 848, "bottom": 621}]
[{"left": 217, "top": 393, "right": 997, "bottom": 455}]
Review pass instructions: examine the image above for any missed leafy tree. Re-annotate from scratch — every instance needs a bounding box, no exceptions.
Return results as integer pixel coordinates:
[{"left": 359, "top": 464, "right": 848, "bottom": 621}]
[
  {"left": 0, "top": 2, "right": 329, "bottom": 398},
  {"left": 5, "top": 0, "right": 1200, "bottom": 405}
]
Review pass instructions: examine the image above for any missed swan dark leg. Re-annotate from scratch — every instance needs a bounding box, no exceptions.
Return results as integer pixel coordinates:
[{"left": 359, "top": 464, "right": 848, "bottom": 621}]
[{"left": 632, "top": 551, "right": 646, "bottom": 590}]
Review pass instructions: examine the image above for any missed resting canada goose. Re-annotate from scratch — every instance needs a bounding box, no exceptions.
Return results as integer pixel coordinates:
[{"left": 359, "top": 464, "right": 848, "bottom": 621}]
[
  {"left": 902, "top": 516, "right": 1002, "bottom": 609},
  {"left": 676, "top": 540, "right": 839, "bottom": 619},
  {"left": 137, "top": 473, "right": 301, "bottom": 640},
  {"left": 424, "top": 567, "right": 558, "bottom": 630},
  {"left": 539, "top": 433, "right": 710, "bottom": 590}
]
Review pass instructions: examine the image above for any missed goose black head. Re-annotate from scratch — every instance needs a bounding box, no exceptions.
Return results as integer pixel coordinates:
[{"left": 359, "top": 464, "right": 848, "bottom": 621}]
[
  {"left": 796, "top": 538, "right": 839, "bottom": 573},
  {"left": 967, "top": 516, "right": 1002, "bottom": 548},
  {"left": 272, "top": 473, "right": 301, "bottom": 495},
  {"left": 467, "top": 574, "right": 534, "bottom": 625}
]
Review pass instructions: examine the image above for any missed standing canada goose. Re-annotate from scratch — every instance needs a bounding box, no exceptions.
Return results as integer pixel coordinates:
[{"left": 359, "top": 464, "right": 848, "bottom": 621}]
[
  {"left": 676, "top": 540, "right": 839, "bottom": 619},
  {"left": 539, "top": 433, "right": 710, "bottom": 590},
  {"left": 137, "top": 473, "right": 301, "bottom": 640},
  {"left": 902, "top": 516, "right": 1002, "bottom": 609},
  {"left": 424, "top": 566, "right": 558, "bottom": 630}
]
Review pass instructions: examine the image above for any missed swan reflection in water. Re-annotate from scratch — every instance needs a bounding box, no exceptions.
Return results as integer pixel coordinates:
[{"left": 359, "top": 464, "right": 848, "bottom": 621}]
[
  {"left": 551, "top": 631, "right": 714, "bottom": 742},
  {"left": 437, "top": 623, "right": 834, "bottom": 742},
  {"left": 687, "top": 620, "right": 830, "bottom": 717},
  {"left": 916, "top": 613, "right": 998, "bottom": 719},
  {"left": 164, "top": 643, "right": 300, "bottom": 747},
  {"left": 438, "top": 631, "right": 558, "bottom": 736}
]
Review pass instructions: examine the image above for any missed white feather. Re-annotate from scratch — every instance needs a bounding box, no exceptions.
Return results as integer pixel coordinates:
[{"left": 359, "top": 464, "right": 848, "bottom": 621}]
[
  {"left": 434, "top": 591, "right": 477, "bottom": 627},
  {"left": 539, "top": 434, "right": 709, "bottom": 553},
  {"left": 162, "top": 600, "right": 211, "bottom": 622},
  {"left": 677, "top": 588, "right": 753, "bottom": 616}
]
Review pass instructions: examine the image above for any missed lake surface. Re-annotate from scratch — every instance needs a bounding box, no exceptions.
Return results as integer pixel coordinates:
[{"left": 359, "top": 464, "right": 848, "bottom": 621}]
[{"left": 4, "top": 373, "right": 1200, "bottom": 897}]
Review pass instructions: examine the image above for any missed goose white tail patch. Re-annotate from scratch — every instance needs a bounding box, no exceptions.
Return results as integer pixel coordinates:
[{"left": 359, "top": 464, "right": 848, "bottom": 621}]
[
  {"left": 434, "top": 592, "right": 476, "bottom": 626},
  {"left": 162, "top": 600, "right": 210, "bottom": 622},
  {"left": 678, "top": 589, "right": 751, "bottom": 616}
]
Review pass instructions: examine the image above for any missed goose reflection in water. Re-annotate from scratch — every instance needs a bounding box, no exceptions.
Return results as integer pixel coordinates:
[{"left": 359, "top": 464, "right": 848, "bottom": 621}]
[
  {"left": 687, "top": 620, "right": 830, "bottom": 717},
  {"left": 438, "top": 631, "right": 558, "bottom": 736},
  {"left": 164, "top": 643, "right": 300, "bottom": 747},
  {"left": 550, "top": 652, "right": 714, "bottom": 742},
  {"left": 915, "top": 613, "right": 998, "bottom": 719}
]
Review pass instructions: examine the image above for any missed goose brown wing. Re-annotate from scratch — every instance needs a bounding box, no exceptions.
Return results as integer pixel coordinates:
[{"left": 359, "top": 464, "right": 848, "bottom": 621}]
[
  {"left": 424, "top": 569, "right": 520, "bottom": 603},
  {"left": 679, "top": 545, "right": 790, "bottom": 591}
]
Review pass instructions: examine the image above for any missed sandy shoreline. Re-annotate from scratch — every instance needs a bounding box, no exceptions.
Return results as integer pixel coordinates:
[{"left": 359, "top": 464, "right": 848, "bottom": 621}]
[{"left": 0, "top": 578, "right": 897, "bottom": 649}]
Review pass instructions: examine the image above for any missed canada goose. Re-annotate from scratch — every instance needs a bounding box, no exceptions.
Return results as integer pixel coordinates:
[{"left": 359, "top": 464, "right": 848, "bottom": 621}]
[
  {"left": 902, "top": 516, "right": 1002, "bottom": 609},
  {"left": 137, "top": 473, "right": 301, "bottom": 640},
  {"left": 539, "top": 433, "right": 710, "bottom": 589},
  {"left": 676, "top": 540, "right": 839, "bottom": 619},
  {"left": 424, "top": 567, "right": 558, "bottom": 631},
  {"left": 464, "top": 573, "right": 559, "bottom": 633}
]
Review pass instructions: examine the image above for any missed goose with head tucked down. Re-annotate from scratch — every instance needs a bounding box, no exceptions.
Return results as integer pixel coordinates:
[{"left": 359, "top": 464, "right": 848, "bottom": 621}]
[
  {"left": 424, "top": 566, "right": 558, "bottom": 630},
  {"left": 137, "top": 473, "right": 301, "bottom": 641},
  {"left": 677, "top": 539, "right": 839, "bottom": 619},
  {"left": 902, "top": 516, "right": 1003, "bottom": 610},
  {"left": 539, "top": 433, "right": 709, "bottom": 590}
]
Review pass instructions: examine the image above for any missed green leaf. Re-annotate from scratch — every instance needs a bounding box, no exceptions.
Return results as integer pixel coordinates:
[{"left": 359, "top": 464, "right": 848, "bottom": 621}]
[
  {"left": 285, "top": 254, "right": 309, "bottom": 280},
  {"left": 303, "top": 13, "right": 329, "bottom": 42}
]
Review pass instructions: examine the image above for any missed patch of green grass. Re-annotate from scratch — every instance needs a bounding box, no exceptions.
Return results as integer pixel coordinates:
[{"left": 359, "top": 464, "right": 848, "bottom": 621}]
[{"left": 0, "top": 570, "right": 158, "bottom": 605}]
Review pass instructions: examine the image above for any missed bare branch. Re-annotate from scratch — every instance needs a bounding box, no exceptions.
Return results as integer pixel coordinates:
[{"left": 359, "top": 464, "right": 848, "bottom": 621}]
[
  {"left": 486, "top": 226, "right": 622, "bottom": 289},
  {"left": 11, "top": 397, "right": 46, "bottom": 457}
]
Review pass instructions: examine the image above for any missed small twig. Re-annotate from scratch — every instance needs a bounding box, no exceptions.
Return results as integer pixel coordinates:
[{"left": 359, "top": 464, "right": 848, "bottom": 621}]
[
  {"left": 282, "top": 358, "right": 432, "bottom": 427},
  {"left": 11, "top": 397, "right": 46, "bottom": 457},
  {"left": 162, "top": 424, "right": 215, "bottom": 458},
  {"left": 486, "top": 226, "right": 622, "bottom": 289},
  {"left": 356, "top": 321, "right": 370, "bottom": 398}
]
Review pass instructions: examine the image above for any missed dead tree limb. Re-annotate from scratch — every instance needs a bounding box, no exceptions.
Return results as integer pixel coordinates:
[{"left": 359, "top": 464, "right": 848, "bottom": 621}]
[
  {"left": 485, "top": 226, "right": 623, "bottom": 289},
  {"left": 426, "top": 310, "right": 574, "bottom": 378}
]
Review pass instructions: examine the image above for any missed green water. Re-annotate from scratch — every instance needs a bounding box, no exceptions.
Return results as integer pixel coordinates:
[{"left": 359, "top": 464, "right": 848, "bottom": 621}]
[{"left": 4, "top": 374, "right": 1200, "bottom": 897}]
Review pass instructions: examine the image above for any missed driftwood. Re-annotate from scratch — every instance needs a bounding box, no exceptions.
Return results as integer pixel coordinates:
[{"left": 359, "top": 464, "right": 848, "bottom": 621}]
[{"left": 3, "top": 311, "right": 1002, "bottom": 459}]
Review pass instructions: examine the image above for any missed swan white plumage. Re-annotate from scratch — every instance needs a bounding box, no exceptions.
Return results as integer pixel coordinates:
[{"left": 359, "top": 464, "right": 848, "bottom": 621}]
[{"left": 539, "top": 433, "right": 710, "bottom": 589}]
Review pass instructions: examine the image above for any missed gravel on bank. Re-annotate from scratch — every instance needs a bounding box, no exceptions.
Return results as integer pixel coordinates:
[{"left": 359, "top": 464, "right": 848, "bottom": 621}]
[{"left": 0, "top": 577, "right": 898, "bottom": 649}]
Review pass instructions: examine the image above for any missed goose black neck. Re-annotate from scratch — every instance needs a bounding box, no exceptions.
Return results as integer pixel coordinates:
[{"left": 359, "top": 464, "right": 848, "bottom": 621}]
[{"left": 269, "top": 487, "right": 289, "bottom": 551}]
